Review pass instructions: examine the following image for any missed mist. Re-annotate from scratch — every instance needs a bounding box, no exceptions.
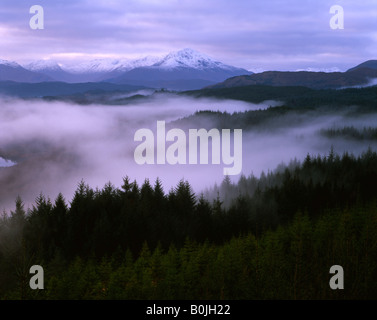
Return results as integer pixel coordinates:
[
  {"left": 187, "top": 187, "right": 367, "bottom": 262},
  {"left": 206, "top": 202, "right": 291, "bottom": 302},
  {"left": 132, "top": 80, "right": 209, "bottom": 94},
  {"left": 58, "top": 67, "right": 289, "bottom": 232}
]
[
  {"left": 0, "top": 95, "right": 276, "bottom": 211},
  {"left": 0, "top": 94, "right": 376, "bottom": 213},
  {"left": 340, "top": 79, "right": 377, "bottom": 89}
]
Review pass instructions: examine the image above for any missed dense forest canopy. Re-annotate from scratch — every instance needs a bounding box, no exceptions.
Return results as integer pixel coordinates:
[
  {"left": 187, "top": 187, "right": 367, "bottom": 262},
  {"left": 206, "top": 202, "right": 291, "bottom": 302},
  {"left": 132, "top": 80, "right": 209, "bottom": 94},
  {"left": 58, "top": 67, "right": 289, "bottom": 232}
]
[{"left": 1, "top": 148, "right": 377, "bottom": 299}]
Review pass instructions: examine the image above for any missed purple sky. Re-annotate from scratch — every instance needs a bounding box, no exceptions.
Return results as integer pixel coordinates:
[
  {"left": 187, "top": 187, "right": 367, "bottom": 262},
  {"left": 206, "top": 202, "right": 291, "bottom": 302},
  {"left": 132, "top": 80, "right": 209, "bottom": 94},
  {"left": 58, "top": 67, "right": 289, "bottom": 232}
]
[{"left": 0, "top": 0, "right": 376, "bottom": 71}]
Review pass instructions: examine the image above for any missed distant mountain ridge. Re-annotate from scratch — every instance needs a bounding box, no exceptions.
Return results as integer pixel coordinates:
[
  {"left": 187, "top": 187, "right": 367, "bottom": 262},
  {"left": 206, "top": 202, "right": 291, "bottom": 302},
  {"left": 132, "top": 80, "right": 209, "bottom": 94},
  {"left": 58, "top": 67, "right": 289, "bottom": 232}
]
[
  {"left": 208, "top": 65, "right": 377, "bottom": 90},
  {"left": 151, "top": 48, "right": 237, "bottom": 70},
  {"left": 1, "top": 53, "right": 376, "bottom": 90},
  {"left": 0, "top": 60, "right": 53, "bottom": 83},
  {"left": 0, "top": 49, "right": 251, "bottom": 89},
  {"left": 107, "top": 48, "right": 251, "bottom": 90},
  {"left": 23, "top": 60, "right": 78, "bottom": 83}
]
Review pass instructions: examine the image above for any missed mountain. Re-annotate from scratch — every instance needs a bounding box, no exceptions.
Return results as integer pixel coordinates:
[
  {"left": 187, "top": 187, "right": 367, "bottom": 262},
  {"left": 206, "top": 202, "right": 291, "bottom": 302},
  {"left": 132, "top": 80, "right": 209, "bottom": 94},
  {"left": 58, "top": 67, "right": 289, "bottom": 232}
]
[
  {"left": 107, "top": 48, "right": 252, "bottom": 90},
  {"left": 23, "top": 60, "right": 80, "bottom": 83},
  {"left": 0, "top": 59, "right": 53, "bottom": 83},
  {"left": 10, "top": 49, "right": 250, "bottom": 89},
  {"left": 207, "top": 66, "right": 377, "bottom": 90},
  {"left": 24, "top": 58, "right": 135, "bottom": 83},
  {"left": 153, "top": 48, "right": 240, "bottom": 70},
  {"left": 22, "top": 56, "right": 162, "bottom": 83},
  {"left": 58, "top": 56, "right": 162, "bottom": 82},
  {"left": 24, "top": 59, "right": 62, "bottom": 73},
  {"left": 9, "top": 53, "right": 376, "bottom": 91},
  {"left": 63, "top": 56, "right": 161, "bottom": 74},
  {"left": 347, "top": 60, "right": 377, "bottom": 72}
]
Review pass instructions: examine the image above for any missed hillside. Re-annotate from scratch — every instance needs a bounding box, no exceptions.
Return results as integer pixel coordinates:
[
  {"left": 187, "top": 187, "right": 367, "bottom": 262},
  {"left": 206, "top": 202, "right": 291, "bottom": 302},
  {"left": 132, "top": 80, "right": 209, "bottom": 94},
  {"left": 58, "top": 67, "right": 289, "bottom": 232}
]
[
  {"left": 347, "top": 60, "right": 377, "bottom": 72},
  {"left": 207, "top": 67, "right": 377, "bottom": 90}
]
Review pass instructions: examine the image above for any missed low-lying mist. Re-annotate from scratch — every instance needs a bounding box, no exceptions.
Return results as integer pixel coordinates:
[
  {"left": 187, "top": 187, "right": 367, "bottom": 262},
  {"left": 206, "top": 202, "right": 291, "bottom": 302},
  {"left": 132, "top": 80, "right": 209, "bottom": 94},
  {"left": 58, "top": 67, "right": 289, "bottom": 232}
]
[{"left": 0, "top": 93, "right": 376, "bottom": 213}]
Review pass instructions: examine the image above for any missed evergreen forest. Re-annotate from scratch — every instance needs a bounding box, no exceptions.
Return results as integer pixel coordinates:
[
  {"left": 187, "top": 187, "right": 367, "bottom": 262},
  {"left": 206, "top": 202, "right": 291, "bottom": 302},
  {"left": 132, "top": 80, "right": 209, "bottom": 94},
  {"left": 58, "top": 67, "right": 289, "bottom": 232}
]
[{"left": 1, "top": 149, "right": 377, "bottom": 299}]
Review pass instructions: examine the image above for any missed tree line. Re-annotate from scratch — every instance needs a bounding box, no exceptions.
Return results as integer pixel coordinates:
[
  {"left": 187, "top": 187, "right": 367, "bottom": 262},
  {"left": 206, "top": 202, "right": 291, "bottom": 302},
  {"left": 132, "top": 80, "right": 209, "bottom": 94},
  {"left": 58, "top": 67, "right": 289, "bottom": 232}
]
[{"left": 1, "top": 148, "right": 377, "bottom": 299}]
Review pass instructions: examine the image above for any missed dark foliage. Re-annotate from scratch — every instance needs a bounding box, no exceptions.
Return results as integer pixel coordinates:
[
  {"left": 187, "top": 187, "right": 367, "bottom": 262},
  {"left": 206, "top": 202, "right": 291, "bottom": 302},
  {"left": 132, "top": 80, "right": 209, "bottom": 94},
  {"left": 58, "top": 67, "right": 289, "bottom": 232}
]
[{"left": 1, "top": 149, "right": 377, "bottom": 299}]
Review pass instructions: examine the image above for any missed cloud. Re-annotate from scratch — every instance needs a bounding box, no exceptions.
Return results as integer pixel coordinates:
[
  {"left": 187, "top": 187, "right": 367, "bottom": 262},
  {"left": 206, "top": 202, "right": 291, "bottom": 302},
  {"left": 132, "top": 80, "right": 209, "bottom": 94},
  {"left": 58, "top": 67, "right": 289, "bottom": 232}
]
[
  {"left": 1, "top": 93, "right": 377, "bottom": 214},
  {"left": 0, "top": 0, "right": 375, "bottom": 70},
  {"left": 0, "top": 95, "right": 274, "bottom": 212}
]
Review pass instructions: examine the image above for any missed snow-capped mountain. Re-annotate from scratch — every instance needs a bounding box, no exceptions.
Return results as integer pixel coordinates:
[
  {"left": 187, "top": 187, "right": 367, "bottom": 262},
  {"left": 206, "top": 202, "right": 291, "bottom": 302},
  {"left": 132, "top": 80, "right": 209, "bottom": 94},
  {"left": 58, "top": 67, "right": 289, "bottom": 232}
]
[
  {"left": 21, "top": 57, "right": 157, "bottom": 83},
  {"left": 153, "top": 48, "right": 238, "bottom": 70},
  {"left": 22, "top": 59, "right": 83, "bottom": 83},
  {"left": 61, "top": 55, "right": 162, "bottom": 74},
  {"left": 58, "top": 49, "right": 232, "bottom": 74},
  {"left": 62, "top": 59, "right": 131, "bottom": 74},
  {"left": 24, "top": 59, "right": 62, "bottom": 72},
  {"left": 0, "top": 59, "right": 21, "bottom": 68},
  {"left": 108, "top": 48, "right": 252, "bottom": 90},
  {"left": 37, "top": 55, "right": 163, "bottom": 82},
  {"left": 2, "top": 49, "right": 251, "bottom": 89},
  {"left": 0, "top": 59, "right": 52, "bottom": 83},
  {"left": 130, "top": 55, "right": 163, "bottom": 69}
]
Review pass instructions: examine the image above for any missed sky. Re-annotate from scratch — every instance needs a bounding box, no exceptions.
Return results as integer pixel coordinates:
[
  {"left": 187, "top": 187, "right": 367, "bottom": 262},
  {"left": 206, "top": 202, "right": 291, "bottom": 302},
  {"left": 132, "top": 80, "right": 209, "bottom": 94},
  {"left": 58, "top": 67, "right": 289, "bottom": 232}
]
[{"left": 0, "top": 0, "right": 376, "bottom": 71}]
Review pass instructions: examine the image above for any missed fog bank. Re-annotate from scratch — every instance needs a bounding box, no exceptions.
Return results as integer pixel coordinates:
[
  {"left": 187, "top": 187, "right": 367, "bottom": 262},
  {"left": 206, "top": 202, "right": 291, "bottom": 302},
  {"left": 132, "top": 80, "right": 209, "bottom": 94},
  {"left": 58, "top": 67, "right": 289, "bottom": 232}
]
[{"left": 0, "top": 95, "right": 376, "bottom": 212}]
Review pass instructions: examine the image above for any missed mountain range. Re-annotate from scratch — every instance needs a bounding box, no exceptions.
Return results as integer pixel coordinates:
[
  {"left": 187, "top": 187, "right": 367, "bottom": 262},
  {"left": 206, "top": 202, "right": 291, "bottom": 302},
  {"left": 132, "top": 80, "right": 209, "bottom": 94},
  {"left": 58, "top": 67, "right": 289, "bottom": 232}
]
[
  {"left": 0, "top": 49, "right": 251, "bottom": 90},
  {"left": 0, "top": 49, "right": 376, "bottom": 94},
  {"left": 0, "top": 59, "right": 52, "bottom": 83}
]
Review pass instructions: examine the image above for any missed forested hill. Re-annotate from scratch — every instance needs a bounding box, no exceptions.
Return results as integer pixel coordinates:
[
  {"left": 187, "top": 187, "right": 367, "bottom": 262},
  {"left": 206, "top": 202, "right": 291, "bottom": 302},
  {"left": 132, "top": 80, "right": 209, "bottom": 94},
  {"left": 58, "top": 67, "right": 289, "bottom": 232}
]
[
  {"left": 1, "top": 149, "right": 377, "bottom": 299},
  {"left": 183, "top": 84, "right": 377, "bottom": 109},
  {"left": 205, "top": 67, "right": 377, "bottom": 89}
]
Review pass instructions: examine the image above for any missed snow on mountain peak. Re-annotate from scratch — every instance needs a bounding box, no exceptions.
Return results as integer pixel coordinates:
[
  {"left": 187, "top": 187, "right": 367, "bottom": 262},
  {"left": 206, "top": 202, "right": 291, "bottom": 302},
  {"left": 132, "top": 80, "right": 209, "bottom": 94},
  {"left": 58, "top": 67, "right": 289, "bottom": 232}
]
[
  {"left": 60, "top": 59, "right": 126, "bottom": 74},
  {"left": 62, "top": 56, "right": 162, "bottom": 74},
  {"left": 1, "top": 49, "right": 243, "bottom": 77},
  {"left": 0, "top": 59, "right": 21, "bottom": 68},
  {"left": 131, "top": 55, "right": 162, "bottom": 68},
  {"left": 153, "top": 48, "right": 232, "bottom": 70},
  {"left": 25, "top": 59, "right": 62, "bottom": 71},
  {"left": 59, "top": 49, "right": 236, "bottom": 74}
]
